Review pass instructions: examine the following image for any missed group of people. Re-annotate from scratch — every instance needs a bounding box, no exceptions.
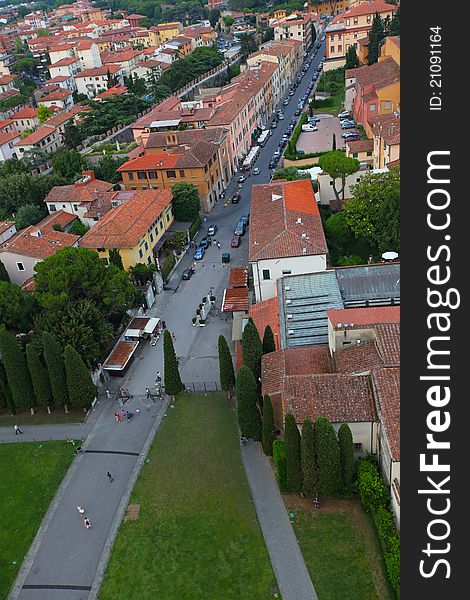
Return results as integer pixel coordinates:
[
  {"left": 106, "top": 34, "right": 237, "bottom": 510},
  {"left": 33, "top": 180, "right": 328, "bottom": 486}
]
[
  {"left": 114, "top": 409, "right": 132, "bottom": 423},
  {"left": 76, "top": 505, "right": 92, "bottom": 529}
]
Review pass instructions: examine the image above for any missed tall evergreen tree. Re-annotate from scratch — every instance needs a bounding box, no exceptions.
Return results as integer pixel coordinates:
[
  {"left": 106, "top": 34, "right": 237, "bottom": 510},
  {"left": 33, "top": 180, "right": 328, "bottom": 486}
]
[
  {"left": 108, "top": 248, "right": 124, "bottom": 270},
  {"left": 43, "top": 331, "right": 69, "bottom": 411},
  {"left": 315, "top": 416, "right": 342, "bottom": 496},
  {"left": 301, "top": 419, "right": 317, "bottom": 495},
  {"left": 0, "top": 328, "right": 36, "bottom": 411},
  {"left": 163, "top": 329, "right": 182, "bottom": 396},
  {"left": 0, "top": 259, "right": 10, "bottom": 282},
  {"left": 0, "top": 361, "right": 15, "bottom": 414},
  {"left": 285, "top": 412, "right": 302, "bottom": 493},
  {"left": 261, "top": 394, "right": 275, "bottom": 456},
  {"left": 242, "top": 317, "right": 263, "bottom": 384},
  {"left": 262, "top": 325, "right": 276, "bottom": 354},
  {"left": 345, "top": 44, "right": 359, "bottom": 69},
  {"left": 64, "top": 345, "right": 96, "bottom": 409},
  {"left": 388, "top": 7, "right": 400, "bottom": 36},
  {"left": 338, "top": 422, "right": 356, "bottom": 488},
  {"left": 332, "top": 133, "right": 337, "bottom": 151},
  {"left": 236, "top": 365, "right": 261, "bottom": 440},
  {"left": 218, "top": 335, "right": 235, "bottom": 394},
  {"left": 26, "top": 343, "right": 53, "bottom": 412},
  {"left": 367, "top": 13, "right": 385, "bottom": 65}
]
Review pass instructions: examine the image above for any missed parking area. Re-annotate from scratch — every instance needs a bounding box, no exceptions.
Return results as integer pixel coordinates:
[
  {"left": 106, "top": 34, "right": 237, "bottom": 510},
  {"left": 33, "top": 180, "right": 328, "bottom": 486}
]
[{"left": 296, "top": 114, "right": 355, "bottom": 153}]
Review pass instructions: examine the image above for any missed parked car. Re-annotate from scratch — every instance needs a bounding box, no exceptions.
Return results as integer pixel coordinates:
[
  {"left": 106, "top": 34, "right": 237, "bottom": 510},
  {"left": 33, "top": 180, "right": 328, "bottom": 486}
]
[
  {"left": 312, "top": 74, "right": 317, "bottom": 81},
  {"left": 342, "top": 131, "right": 359, "bottom": 139},
  {"left": 283, "top": 98, "right": 290, "bottom": 105},
  {"left": 341, "top": 122, "right": 356, "bottom": 129},
  {"left": 278, "top": 113, "right": 285, "bottom": 120},
  {"left": 181, "top": 268, "right": 194, "bottom": 280},
  {"left": 295, "top": 108, "right": 301, "bottom": 115},
  {"left": 269, "top": 160, "right": 277, "bottom": 169},
  {"left": 238, "top": 174, "right": 246, "bottom": 183},
  {"left": 297, "top": 149, "right": 305, "bottom": 155},
  {"left": 231, "top": 235, "right": 241, "bottom": 248},
  {"left": 302, "top": 124, "right": 317, "bottom": 132},
  {"left": 231, "top": 193, "right": 241, "bottom": 204},
  {"left": 234, "top": 221, "right": 246, "bottom": 236},
  {"left": 199, "top": 237, "right": 211, "bottom": 250},
  {"left": 289, "top": 90, "right": 295, "bottom": 96},
  {"left": 194, "top": 247, "right": 205, "bottom": 260},
  {"left": 207, "top": 224, "right": 218, "bottom": 236},
  {"left": 338, "top": 110, "right": 350, "bottom": 119},
  {"left": 271, "top": 121, "right": 277, "bottom": 128},
  {"left": 253, "top": 167, "right": 261, "bottom": 175},
  {"left": 240, "top": 213, "right": 250, "bottom": 225}
]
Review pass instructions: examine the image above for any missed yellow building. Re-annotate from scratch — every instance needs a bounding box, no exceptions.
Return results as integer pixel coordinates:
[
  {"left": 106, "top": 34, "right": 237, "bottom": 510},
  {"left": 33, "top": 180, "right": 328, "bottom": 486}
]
[
  {"left": 312, "top": 1, "right": 349, "bottom": 17},
  {"left": 79, "top": 189, "right": 174, "bottom": 269},
  {"left": 117, "top": 135, "right": 229, "bottom": 214},
  {"left": 371, "top": 112, "right": 400, "bottom": 169},
  {"left": 148, "top": 22, "right": 184, "bottom": 46},
  {"left": 379, "top": 36, "right": 400, "bottom": 65}
]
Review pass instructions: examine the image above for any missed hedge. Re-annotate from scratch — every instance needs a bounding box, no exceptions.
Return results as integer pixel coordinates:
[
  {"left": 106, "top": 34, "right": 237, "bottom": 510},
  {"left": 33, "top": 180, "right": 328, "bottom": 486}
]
[
  {"left": 357, "top": 456, "right": 389, "bottom": 513},
  {"left": 160, "top": 253, "right": 176, "bottom": 281},
  {"left": 273, "top": 439, "right": 287, "bottom": 492},
  {"left": 188, "top": 216, "right": 201, "bottom": 240},
  {"left": 311, "top": 97, "right": 336, "bottom": 108}
]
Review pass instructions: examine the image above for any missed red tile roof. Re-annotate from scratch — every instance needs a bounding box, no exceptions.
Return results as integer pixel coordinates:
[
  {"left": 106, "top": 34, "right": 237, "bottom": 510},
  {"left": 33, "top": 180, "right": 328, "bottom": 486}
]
[
  {"left": 39, "top": 88, "right": 72, "bottom": 102},
  {"left": 371, "top": 367, "right": 400, "bottom": 460},
  {"left": 374, "top": 323, "right": 400, "bottom": 367},
  {"left": 222, "top": 287, "right": 249, "bottom": 312},
  {"left": 12, "top": 107, "right": 39, "bottom": 119},
  {"left": 0, "top": 221, "right": 15, "bottom": 236},
  {"left": 44, "top": 177, "right": 114, "bottom": 204},
  {"left": 371, "top": 112, "right": 400, "bottom": 145},
  {"left": 14, "top": 125, "right": 56, "bottom": 147},
  {"left": 229, "top": 267, "right": 248, "bottom": 288},
  {"left": 346, "top": 139, "right": 374, "bottom": 153},
  {"left": 117, "top": 153, "right": 179, "bottom": 171},
  {"left": 96, "top": 84, "right": 127, "bottom": 99},
  {"left": 327, "top": 306, "right": 400, "bottom": 328},
  {"left": 345, "top": 1, "right": 396, "bottom": 18},
  {"left": 349, "top": 57, "right": 400, "bottom": 91},
  {"left": 249, "top": 179, "right": 327, "bottom": 262},
  {"left": 74, "top": 64, "right": 122, "bottom": 78},
  {"left": 49, "top": 57, "right": 80, "bottom": 67},
  {"left": 79, "top": 189, "right": 172, "bottom": 249},
  {"left": 249, "top": 296, "right": 280, "bottom": 347},
  {"left": 0, "top": 131, "right": 19, "bottom": 146},
  {"left": 0, "top": 224, "right": 80, "bottom": 260},
  {"left": 333, "top": 340, "right": 384, "bottom": 374}
]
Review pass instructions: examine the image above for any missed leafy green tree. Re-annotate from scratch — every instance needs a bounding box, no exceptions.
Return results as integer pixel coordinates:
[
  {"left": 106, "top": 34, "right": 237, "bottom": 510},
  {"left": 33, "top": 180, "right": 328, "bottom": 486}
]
[
  {"left": 172, "top": 182, "right": 200, "bottom": 221},
  {"left": 78, "top": 94, "right": 150, "bottom": 138},
  {"left": 163, "top": 329, "right": 183, "bottom": 396},
  {"left": 15, "top": 204, "right": 44, "bottom": 230},
  {"left": 240, "top": 34, "right": 257, "bottom": 57},
  {"left": 223, "top": 16, "right": 234, "bottom": 28},
  {"left": 272, "top": 166, "right": 310, "bottom": 182},
  {"left": 94, "top": 155, "right": 126, "bottom": 183},
  {"left": 318, "top": 151, "right": 360, "bottom": 205},
  {"left": 345, "top": 45, "right": 359, "bottom": 69},
  {"left": 34, "top": 247, "right": 135, "bottom": 319},
  {"left": 64, "top": 345, "right": 96, "bottom": 408},
  {"left": 236, "top": 365, "right": 261, "bottom": 440},
  {"left": 218, "top": 335, "right": 235, "bottom": 395},
  {"left": 344, "top": 168, "right": 400, "bottom": 253},
  {"left": 262, "top": 325, "right": 276, "bottom": 354},
  {"left": 207, "top": 7, "right": 221, "bottom": 26},
  {"left": 367, "top": 13, "right": 385, "bottom": 65},
  {"left": 43, "top": 331, "right": 69, "bottom": 410},
  {"left": 338, "top": 422, "right": 356, "bottom": 489},
  {"left": 11, "top": 57, "right": 38, "bottom": 76},
  {"left": 158, "top": 47, "right": 223, "bottom": 93},
  {"left": 0, "top": 281, "right": 37, "bottom": 332},
  {"left": 241, "top": 317, "right": 263, "bottom": 384},
  {"left": 52, "top": 149, "right": 85, "bottom": 181},
  {"left": 0, "top": 172, "right": 67, "bottom": 215},
  {"left": 109, "top": 248, "right": 124, "bottom": 270},
  {"left": 315, "top": 416, "right": 342, "bottom": 496},
  {"left": 63, "top": 122, "right": 84, "bottom": 149},
  {"left": 68, "top": 219, "right": 89, "bottom": 236},
  {"left": 26, "top": 344, "right": 53, "bottom": 411},
  {"left": 301, "top": 419, "right": 317, "bottom": 495},
  {"left": 0, "top": 259, "right": 10, "bottom": 282},
  {"left": 261, "top": 393, "right": 275, "bottom": 456},
  {"left": 37, "top": 104, "right": 53, "bottom": 125},
  {"left": 325, "top": 211, "right": 355, "bottom": 250},
  {"left": 151, "top": 83, "right": 172, "bottom": 104},
  {"left": 285, "top": 412, "right": 302, "bottom": 493},
  {"left": 0, "top": 327, "right": 36, "bottom": 411},
  {"left": 128, "top": 263, "right": 157, "bottom": 286}
]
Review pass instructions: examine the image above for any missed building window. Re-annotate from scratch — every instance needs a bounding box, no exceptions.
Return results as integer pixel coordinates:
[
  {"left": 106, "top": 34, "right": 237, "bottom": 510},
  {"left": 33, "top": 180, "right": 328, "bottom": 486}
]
[
  {"left": 353, "top": 17, "right": 358, "bottom": 25},
  {"left": 262, "top": 269, "right": 270, "bottom": 280},
  {"left": 179, "top": 170, "right": 185, "bottom": 177},
  {"left": 370, "top": 103, "right": 376, "bottom": 111},
  {"left": 330, "top": 46, "right": 335, "bottom": 53},
  {"left": 139, "top": 249, "right": 143, "bottom": 258},
  {"left": 366, "top": 15, "right": 371, "bottom": 24},
  {"left": 49, "top": 204, "right": 56, "bottom": 211},
  {"left": 128, "top": 172, "right": 134, "bottom": 180},
  {"left": 150, "top": 232, "right": 154, "bottom": 242},
  {"left": 338, "top": 45, "right": 342, "bottom": 52},
  {"left": 367, "top": 151, "right": 372, "bottom": 157},
  {"left": 16, "top": 262, "right": 25, "bottom": 271},
  {"left": 353, "top": 152, "right": 358, "bottom": 158},
  {"left": 138, "top": 172, "right": 146, "bottom": 180},
  {"left": 166, "top": 170, "right": 176, "bottom": 178},
  {"left": 149, "top": 171, "right": 157, "bottom": 179},
  {"left": 346, "top": 19, "right": 350, "bottom": 26},
  {"left": 383, "top": 100, "right": 392, "bottom": 109},
  {"left": 144, "top": 241, "right": 149, "bottom": 251},
  {"left": 282, "top": 269, "right": 291, "bottom": 275},
  {"left": 354, "top": 443, "right": 362, "bottom": 451}
]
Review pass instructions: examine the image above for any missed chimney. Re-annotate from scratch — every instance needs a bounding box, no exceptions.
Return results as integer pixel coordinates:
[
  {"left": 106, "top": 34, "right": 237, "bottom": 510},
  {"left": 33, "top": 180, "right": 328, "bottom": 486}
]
[
  {"left": 141, "top": 131, "right": 150, "bottom": 148},
  {"left": 81, "top": 170, "right": 95, "bottom": 180}
]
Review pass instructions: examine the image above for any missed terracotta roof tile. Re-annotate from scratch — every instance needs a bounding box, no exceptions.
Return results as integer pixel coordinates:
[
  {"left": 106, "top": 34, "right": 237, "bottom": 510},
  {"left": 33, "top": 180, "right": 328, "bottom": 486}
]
[
  {"left": 229, "top": 267, "right": 248, "bottom": 288},
  {"left": 0, "top": 131, "right": 20, "bottom": 145},
  {"left": 49, "top": 57, "right": 80, "bottom": 67},
  {"left": 351, "top": 57, "right": 400, "bottom": 91},
  {"left": 346, "top": 139, "right": 374, "bottom": 153},
  {"left": 327, "top": 306, "right": 400, "bottom": 328},
  {"left": 345, "top": 1, "right": 396, "bottom": 18},
  {"left": 0, "top": 225, "right": 79, "bottom": 260},
  {"left": 372, "top": 367, "right": 400, "bottom": 460},
  {"left": 74, "top": 64, "right": 121, "bottom": 78},
  {"left": 11, "top": 107, "right": 39, "bottom": 119},
  {"left": 14, "top": 125, "right": 56, "bottom": 146},
  {"left": 334, "top": 340, "right": 384, "bottom": 374},
  {"left": 371, "top": 112, "right": 400, "bottom": 145},
  {"left": 222, "top": 287, "right": 249, "bottom": 312},
  {"left": 44, "top": 177, "right": 114, "bottom": 204},
  {"left": 249, "top": 296, "right": 280, "bottom": 346}
]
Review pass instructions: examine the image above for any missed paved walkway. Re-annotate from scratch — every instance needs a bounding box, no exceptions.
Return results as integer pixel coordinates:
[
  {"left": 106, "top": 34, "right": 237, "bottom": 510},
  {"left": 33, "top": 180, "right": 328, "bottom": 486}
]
[{"left": 241, "top": 440, "right": 318, "bottom": 600}]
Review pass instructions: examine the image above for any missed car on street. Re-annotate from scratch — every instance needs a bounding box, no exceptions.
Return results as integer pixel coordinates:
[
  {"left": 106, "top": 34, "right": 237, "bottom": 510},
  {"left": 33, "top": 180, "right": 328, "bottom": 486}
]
[
  {"left": 231, "top": 193, "right": 240, "bottom": 203},
  {"left": 312, "top": 74, "right": 317, "bottom": 81},
  {"left": 271, "top": 120, "right": 277, "bottom": 128},
  {"left": 240, "top": 213, "right": 250, "bottom": 225},
  {"left": 341, "top": 122, "right": 356, "bottom": 129},
  {"left": 198, "top": 237, "right": 211, "bottom": 249},
  {"left": 278, "top": 113, "right": 284, "bottom": 119},
  {"left": 181, "top": 268, "right": 194, "bottom": 280},
  {"left": 294, "top": 108, "right": 301, "bottom": 115},
  {"left": 194, "top": 247, "right": 205, "bottom": 260},
  {"left": 342, "top": 132, "right": 359, "bottom": 139},
  {"left": 338, "top": 110, "right": 350, "bottom": 119},
  {"left": 302, "top": 124, "right": 317, "bottom": 132},
  {"left": 283, "top": 98, "right": 290, "bottom": 105},
  {"left": 289, "top": 90, "right": 295, "bottom": 96},
  {"left": 238, "top": 174, "right": 246, "bottom": 183},
  {"left": 253, "top": 167, "right": 261, "bottom": 175},
  {"left": 269, "top": 160, "right": 276, "bottom": 169},
  {"left": 207, "top": 224, "right": 218, "bottom": 236},
  {"left": 231, "top": 235, "right": 241, "bottom": 248},
  {"left": 234, "top": 221, "right": 246, "bottom": 236}
]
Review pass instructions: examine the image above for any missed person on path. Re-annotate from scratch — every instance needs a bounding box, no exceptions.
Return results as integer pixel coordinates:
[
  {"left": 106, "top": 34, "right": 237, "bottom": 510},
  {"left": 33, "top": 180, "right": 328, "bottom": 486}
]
[
  {"left": 14, "top": 425, "right": 23, "bottom": 435},
  {"left": 107, "top": 471, "right": 114, "bottom": 482},
  {"left": 77, "top": 505, "right": 85, "bottom": 516},
  {"left": 145, "top": 387, "right": 150, "bottom": 399},
  {"left": 161, "top": 321, "right": 166, "bottom": 329},
  {"left": 203, "top": 216, "right": 207, "bottom": 224},
  {"left": 126, "top": 410, "right": 131, "bottom": 421},
  {"left": 116, "top": 413, "right": 121, "bottom": 423},
  {"left": 171, "top": 332, "right": 176, "bottom": 342},
  {"left": 114, "top": 412, "right": 119, "bottom": 423},
  {"left": 156, "top": 371, "right": 161, "bottom": 382},
  {"left": 217, "top": 241, "right": 221, "bottom": 249},
  {"left": 105, "top": 388, "right": 111, "bottom": 399},
  {"left": 84, "top": 516, "right": 92, "bottom": 529},
  {"left": 121, "top": 409, "right": 126, "bottom": 420}
]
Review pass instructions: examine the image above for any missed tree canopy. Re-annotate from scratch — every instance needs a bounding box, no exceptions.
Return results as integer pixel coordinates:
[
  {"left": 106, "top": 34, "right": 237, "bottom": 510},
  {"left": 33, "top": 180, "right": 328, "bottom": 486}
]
[
  {"left": 345, "top": 45, "right": 359, "bottom": 70},
  {"left": 0, "top": 281, "right": 37, "bottom": 333},
  {"left": 15, "top": 204, "right": 44, "bottom": 230},
  {"left": 218, "top": 334, "right": 235, "bottom": 393},
  {"left": 367, "top": 12, "right": 385, "bottom": 65},
  {"left": 242, "top": 317, "right": 263, "bottom": 385},
  {"left": 172, "top": 182, "right": 200, "bottom": 221},
  {"left": 163, "top": 329, "right": 183, "bottom": 396},
  {"left": 318, "top": 151, "right": 360, "bottom": 205},
  {"left": 236, "top": 365, "right": 261, "bottom": 440}
]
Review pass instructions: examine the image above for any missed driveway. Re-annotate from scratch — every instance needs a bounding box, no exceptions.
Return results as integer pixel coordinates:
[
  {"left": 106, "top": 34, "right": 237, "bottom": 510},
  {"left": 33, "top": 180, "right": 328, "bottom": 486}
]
[{"left": 296, "top": 114, "right": 347, "bottom": 153}]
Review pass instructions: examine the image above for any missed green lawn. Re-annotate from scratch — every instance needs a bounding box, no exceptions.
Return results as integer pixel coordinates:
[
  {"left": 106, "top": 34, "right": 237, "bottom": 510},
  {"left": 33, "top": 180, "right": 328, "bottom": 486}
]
[
  {"left": 290, "top": 508, "right": 394, "bottom": 600},
  {"left": 0, "top": 406, "right": 86, "bottom": 427},
  {"left": 99, "top": 393, "right": 276, "bottom": 600},
  {"left": 0, "top": 441, "right": 77, "bottom": 598}
]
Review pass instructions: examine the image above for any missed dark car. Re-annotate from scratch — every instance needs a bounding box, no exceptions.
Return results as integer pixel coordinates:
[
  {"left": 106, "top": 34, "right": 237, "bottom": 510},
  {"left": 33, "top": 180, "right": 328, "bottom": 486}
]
[
  {"left": 181, "top": 268, "right": 194, "bottom": 280},
  {"left": 231, "top": 235, "right": 241, "bottom": 248},
  {"left": 198, "top": 237, "right": 210, "bottom": 249},
  {"left": 234, "top": 221, "right": 246, "bottom": 236},
  {"left": 269, "top": 160, "right": 276, "bottom": 169},
  {"left": 294, "top": 108, "right": 301, "bottom": 116},
  {"left": 207, "top": 224, "right": 218, "bottom": 236},
  {"left": 231, "top": 193, "right": 241, "bottom": 204},
  {"left": 240, "top": 213, "right": 250, "bottom": 225},
  {"left": 271, "top": 121, "right": 277, "bottom": 128},
  {"left": 341, "top": 122, "right": 356, "bottom": 129}
]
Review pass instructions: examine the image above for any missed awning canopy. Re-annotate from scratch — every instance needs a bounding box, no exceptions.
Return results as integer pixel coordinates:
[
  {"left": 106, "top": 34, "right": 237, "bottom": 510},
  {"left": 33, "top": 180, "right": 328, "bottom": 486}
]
[{"left": 150, "top": 119, "right": 181, "bottom": 129}]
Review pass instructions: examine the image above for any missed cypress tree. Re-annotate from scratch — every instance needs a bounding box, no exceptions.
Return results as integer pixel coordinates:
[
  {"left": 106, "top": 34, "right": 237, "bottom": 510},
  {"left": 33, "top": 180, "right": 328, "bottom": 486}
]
[
  {"left": 367, "top": 13, "right": 385, "bottom": 65},
  {"left": 0, "top": 361, "right": 15, "bottom": 414},
  {"left": 236, "top": 365, "right": 261, "bottom": 440},
  {"left": 218, "top": 335, "right": 235, "bottom": 394},
  {"left": 315, "top": 416, "right": 342, "bottom": 496},
  {"left": 285, "top": 412, "right": 302, "bottom": 493},
  {"left": 241, "top": 317, "right": 263, "bottom": 384},
  {"left": 0, "top": 328, "right": 36, "bottom": 412},
  {"left": 0, "top": 259, "right": 10, "bottom": 282},
  {"left": 262, "top": 325, "right": 276, "bottom": 354},
  {"left": 301, "top": 419, "right": 317, "bottom": 495},
  {"left": 163, "top": 329, "right": 182, "bottom": 396},
  {"left": 345, "top": 44, "right": 359, "bottom": 69},
  {"left": 338, "top": 422, "right": 356, "bottom": 489},
  {"left": 332, "top": 133, "right": 336, "bottom": 151},
  {"left": 26, "top": 343, "right": 53, "bottom": 412},
  {"left": 43, "top": 331, "right": 69, "bottom": 411},
  {"left": 64, "top": 345, "right": 96, "bottom": 409},
  {"left": 273, "top": 439, "right": 287, "bottom": 491},
  {"left": 261, "top": 393, "right": 275, "bottom": 455}
]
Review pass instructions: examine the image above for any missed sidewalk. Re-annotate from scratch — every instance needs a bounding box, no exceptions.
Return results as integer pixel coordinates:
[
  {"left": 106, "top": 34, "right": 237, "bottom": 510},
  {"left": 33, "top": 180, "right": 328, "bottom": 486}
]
[{"left": 241, "top": 440, "right": 318, "bottom": 600}]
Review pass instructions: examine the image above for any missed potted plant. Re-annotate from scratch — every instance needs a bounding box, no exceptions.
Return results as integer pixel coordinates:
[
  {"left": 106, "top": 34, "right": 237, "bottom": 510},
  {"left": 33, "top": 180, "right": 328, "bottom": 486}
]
[
  {"left": 199, "top": 318, "right": 206, "bottom": 327},
  {"left": 198, "top": 303, "right": 203, "bottom": 310},
  {"left": 202, "top": 296, "right": 207, "bottom": 304},
  {"left": 192, "top": 317, "right": 197, "bottom": 326},
  {"left": 210, "top": 295, "right": 216, "bottom": 304},
  {"left": 196, "top": 308, "right": 201, "bottom": 316}
]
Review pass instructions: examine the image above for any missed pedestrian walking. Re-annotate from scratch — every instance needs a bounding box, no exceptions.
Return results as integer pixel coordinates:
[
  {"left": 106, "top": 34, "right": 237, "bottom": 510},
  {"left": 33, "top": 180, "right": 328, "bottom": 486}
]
[
  {"left": 105, "top": 388, "right": 111, "bottom": 399},
  {"left": 121, "top": 409, "right": 126, "bottom": 420},
  {"left": 76, "top": 505, "right": 85, "bottom": 516},
  {"left": 116, "top": 413, "right": 121, "bottom": 423},
  {"left": 156, "top": 371, "right": 161, "bottom": 382},
  {"left": 145, "top": 387, "right": 150, "bottom": 399},
  {"left": 114, "top": 412, "right": 119, "bottom": 423},
  {"left": 203, "top": 216, "right": 207, "bottom": 224},
  {"left": 217, "top": 241, "right": 221, "bottom": 249},
  {"left": 107, "top": 471, "right": 114, "bottom": 482},
  {"left": 14, "top": 425, "right": 23, "bottom": 435},
  {"left": 212, "top": 237, "right": 217, "bottom": 246},
  {"left": 84, "top": 516, "right": 92, "bottom": 529},
  {"left": 161, "top": 320, "right": 166, "bottom": 329},
  {"left": 171, "top": 332, "right": 176, "bottom": 342},
  {"left": 126, "top": 410, "right": 131, "bottom": 421}
]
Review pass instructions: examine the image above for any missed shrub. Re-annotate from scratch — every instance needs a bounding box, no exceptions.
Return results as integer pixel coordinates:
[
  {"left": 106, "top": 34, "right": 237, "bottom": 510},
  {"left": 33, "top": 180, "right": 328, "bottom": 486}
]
[
  {"left": 189, "top": 216, "right": 201, "bottom": 240},
  {"left": 357, "top": 457, "right": 389, "bottom": 513},
  {"left": 273, "top": 439, "right": 287, "bottom": 491},
  {"left": 160, "top": 253, "right": 176, "bottom": 280},
  {"left": 384, "top": 535, "right": 400, "bottom": 599},
  {"left": 285, "top": 412, "right": 302, "bottom": 492},
  {"left": 261, "top": 394, "right": 275, "bottom": 456}
]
